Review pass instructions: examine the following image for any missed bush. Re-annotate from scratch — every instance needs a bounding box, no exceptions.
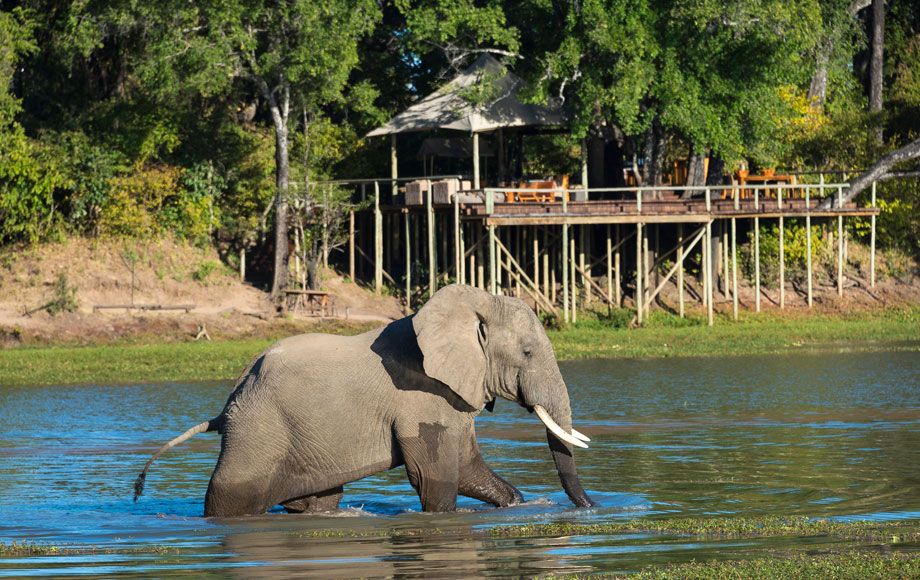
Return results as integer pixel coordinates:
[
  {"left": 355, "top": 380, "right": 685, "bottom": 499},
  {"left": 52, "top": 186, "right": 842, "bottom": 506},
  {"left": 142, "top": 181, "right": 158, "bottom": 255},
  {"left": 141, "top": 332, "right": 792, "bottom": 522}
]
[{"left": 741, "top": 221, "right": 833, "bottom": 288}]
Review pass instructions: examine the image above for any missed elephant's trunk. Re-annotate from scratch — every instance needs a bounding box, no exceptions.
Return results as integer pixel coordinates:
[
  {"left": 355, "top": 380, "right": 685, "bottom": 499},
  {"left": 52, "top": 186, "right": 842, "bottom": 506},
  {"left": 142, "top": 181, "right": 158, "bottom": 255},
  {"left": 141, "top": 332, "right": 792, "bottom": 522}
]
[{"left": 547, "top": 429, "right": 596, "bottom": 507}]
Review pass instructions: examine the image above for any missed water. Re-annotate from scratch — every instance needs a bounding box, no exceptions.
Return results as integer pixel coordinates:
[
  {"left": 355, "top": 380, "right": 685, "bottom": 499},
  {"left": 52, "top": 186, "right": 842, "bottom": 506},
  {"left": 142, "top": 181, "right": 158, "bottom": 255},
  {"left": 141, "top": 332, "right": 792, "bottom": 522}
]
[{"left": 1, "top": 349, "right": 919, "bottom": 577}]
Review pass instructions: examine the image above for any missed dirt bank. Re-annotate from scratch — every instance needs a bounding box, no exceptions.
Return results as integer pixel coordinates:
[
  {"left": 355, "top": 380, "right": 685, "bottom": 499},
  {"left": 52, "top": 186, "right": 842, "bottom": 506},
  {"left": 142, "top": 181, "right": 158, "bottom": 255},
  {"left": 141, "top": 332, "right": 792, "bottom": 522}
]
[
  {"left": 0, "top": 237, "right": 918, "bottom": 347},
  {"left": 0, "top": 238, "right": 403, "bottom": 346}
]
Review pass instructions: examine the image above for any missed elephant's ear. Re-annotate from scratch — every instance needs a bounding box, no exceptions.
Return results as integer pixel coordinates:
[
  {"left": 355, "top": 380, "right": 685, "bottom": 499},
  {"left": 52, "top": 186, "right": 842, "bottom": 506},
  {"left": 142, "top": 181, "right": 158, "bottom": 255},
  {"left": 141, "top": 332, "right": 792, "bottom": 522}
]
[{"left": 413, "top": 284, "right": 491, "bottom": 409}]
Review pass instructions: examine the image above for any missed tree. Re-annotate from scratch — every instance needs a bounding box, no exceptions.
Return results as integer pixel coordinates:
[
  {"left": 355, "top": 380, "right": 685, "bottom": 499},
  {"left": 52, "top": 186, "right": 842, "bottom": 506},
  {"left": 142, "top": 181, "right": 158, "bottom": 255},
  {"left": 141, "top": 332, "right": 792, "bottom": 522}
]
[
  {"left": 817, "top": 137, "right": 920, "bottom": 209},
  {"left": 189, "top": 1, "right": 380, "bottom": 298}
]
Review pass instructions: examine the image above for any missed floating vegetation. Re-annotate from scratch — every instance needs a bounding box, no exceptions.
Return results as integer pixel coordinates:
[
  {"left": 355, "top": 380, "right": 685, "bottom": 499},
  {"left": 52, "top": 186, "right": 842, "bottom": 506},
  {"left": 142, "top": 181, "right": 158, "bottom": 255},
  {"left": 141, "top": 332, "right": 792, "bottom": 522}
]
[
  {"left": 489, "top": 516, "right": 920, "bottom": 542},
  {"left": 553, "top": 551, "right": 920, "bottom": 580},
  {"left": 0, "top": 540, "right": 178, "bottom": 557}
]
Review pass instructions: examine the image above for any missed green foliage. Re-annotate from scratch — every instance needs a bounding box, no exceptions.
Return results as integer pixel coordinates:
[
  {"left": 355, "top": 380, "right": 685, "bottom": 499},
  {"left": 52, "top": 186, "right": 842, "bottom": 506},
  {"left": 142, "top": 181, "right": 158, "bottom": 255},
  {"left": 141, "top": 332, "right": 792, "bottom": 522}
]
[
  {"left": 741, "top": 221, "right": 833, "bottom": 287},
  {"left": 47, "top": 272, "right": 78, "bottom": 315}
]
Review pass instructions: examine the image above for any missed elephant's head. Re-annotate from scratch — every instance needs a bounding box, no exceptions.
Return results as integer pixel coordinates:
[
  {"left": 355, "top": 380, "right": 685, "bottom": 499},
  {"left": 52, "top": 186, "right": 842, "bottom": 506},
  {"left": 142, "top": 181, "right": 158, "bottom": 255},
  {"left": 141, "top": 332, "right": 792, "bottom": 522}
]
[{"left": 413, "top": 284, "right": 595, "bottom": 507}]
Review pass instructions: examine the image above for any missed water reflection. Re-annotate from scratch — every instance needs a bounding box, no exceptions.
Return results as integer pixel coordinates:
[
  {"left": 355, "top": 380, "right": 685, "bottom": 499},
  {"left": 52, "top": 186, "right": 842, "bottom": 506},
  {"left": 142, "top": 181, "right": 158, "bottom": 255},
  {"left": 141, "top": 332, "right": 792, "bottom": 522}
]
[{"left": 0, "top": 349, "right": 918, "bottom": 577}]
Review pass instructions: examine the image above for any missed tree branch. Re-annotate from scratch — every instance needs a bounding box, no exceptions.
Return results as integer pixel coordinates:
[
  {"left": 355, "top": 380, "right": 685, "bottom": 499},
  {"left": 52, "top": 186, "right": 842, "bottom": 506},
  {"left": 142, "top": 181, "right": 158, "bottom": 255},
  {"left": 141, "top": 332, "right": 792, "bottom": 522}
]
[{"left": 817, "top": 137, "right": 920, "bottom": 209}]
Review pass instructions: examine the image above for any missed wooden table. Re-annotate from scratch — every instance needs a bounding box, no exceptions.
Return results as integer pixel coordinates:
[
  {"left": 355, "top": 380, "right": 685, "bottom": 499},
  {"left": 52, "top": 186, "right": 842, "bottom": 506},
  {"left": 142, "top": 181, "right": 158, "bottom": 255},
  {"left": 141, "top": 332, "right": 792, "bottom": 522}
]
[
  {"left": 283, "top": 290, "right": 335, "bottom": 317},
  {"left": 733, "top": 171, "right": 798, "bottom": 199}
]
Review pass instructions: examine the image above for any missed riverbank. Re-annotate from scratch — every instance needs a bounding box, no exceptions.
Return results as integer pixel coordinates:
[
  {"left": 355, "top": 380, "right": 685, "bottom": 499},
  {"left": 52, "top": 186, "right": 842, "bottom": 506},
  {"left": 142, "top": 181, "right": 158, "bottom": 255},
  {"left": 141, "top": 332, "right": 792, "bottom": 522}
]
[{"left": 2, "top": 305, "right": 918, "bottom": 387}]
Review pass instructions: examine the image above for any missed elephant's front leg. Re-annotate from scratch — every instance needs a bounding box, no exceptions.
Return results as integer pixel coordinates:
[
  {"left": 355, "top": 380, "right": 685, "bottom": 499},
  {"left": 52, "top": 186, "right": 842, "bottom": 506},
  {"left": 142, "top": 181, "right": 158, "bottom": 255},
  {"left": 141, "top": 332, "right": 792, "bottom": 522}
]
[
  {"left": 458, "top": 435, "right": 524, "bottom": 507},
  {"left": 396, "top": 421, "right": 460, "bottom": 512}
]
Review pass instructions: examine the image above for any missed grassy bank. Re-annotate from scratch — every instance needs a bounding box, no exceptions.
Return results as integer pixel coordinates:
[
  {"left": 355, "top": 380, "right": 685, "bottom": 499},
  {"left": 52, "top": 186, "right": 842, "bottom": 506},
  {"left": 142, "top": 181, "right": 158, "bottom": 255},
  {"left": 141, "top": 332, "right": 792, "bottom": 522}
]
[{"left": 1, "top": 306, "right": 919, "bottom": 387}]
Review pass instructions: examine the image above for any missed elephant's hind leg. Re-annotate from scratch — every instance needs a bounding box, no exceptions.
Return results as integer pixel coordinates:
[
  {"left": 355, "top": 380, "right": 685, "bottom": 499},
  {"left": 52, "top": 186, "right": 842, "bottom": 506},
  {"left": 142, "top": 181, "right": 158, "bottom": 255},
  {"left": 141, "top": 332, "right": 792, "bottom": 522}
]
[{"left": 281, "top": 486, "right": 344, "bottom": 513}]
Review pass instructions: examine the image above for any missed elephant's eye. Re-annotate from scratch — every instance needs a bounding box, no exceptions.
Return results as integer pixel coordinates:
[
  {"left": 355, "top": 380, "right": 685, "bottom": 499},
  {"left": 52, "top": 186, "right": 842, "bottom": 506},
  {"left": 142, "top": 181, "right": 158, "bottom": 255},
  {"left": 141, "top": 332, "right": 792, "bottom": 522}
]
[{"left": 523, "top": 350, "right": 533, "bottom": 359}]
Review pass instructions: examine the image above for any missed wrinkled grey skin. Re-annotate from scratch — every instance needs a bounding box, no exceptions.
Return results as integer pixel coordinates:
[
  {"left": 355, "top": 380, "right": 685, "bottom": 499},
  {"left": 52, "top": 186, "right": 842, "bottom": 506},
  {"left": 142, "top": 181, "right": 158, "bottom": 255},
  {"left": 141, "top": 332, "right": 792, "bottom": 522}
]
[{"left": 138, "top": 284, "right": 594, "bottom": 517}]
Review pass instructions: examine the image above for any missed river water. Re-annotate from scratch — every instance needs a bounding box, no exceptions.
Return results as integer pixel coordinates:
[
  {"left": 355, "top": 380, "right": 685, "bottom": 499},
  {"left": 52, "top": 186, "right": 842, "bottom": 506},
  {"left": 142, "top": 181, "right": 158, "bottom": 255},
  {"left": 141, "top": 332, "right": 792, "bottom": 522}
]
[{"left": 1, "top": 348, "right": 918, "bottom": 577}]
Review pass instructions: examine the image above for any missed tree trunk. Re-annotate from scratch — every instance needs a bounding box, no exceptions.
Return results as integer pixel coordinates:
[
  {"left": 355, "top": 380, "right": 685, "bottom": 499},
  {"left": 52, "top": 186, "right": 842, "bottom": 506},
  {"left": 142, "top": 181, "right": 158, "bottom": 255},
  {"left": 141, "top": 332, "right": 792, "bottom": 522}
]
[
  {"left": 681, "top": 145, "right": 707, "bottom": 199},
  {"left": 267, "top": 83, "right": 291, "bottom": 300},
  {"left": 817, "top": 137, "right": 920, "bottom": 209},
  {"left": 807, "top": 0, "right": 870, "bottom": 110},
  {"left": 643, "top": 118, "right": 664, "bottom": 186},
  {"left": 869, "top": 0, "right": 885, "bottom": 143}
]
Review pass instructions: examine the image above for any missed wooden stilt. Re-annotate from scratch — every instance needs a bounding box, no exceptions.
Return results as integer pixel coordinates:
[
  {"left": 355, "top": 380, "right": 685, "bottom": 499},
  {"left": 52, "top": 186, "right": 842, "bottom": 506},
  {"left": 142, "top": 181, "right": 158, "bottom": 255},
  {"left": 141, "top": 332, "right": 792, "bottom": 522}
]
[
  {"left": 606, "top": 225, "right": 613, "bottom": 314},
  {"left": 677, "top": 223, "right": 684, "bottom": 318},
  {"left": 348, "top": 210, "right": 355, "bottom": 282},
  {"left": 562, "top": 223, "right": 569, "bottom": 323},
  {"left": 754, "top": 216, "right": 761, "bottom": 312},
  {"left": 779, "top": 215, "right": 785, "bottom": 309},
  {"left": 731, "top": 217, "right": 738, "bottom": 320},
  {"left": 705, "top": 220, "right": 713, "bottom": 326},
  {"left": 374, "top": 181, "right": 383, "bottom": 294},
  {"left": 489, "top": 225, "right": 497, "bottom": 295},
  {"left": 636, "top": 223, "right": 643, "bottom": 324},
  {"left": 427, "top": 181, "right": 436, "bottom": 294},
  {"left": 615, "top": 225, "right": 622, "bottom": 306},
  {"left": 806, "top": 185, "right": 813, "bottom": 308},
  {"left": 570, "top": 236, "right": 577, "bottom": 323},
  {"left": 533, "top": 229, "right": 540, "bottom": 297},
  {"left": 404, "top": 212, "right": 411, "bottom": 313},
  {"left": 454, "top": 195, "right": 461, "bottom": 282},
  {"left": 871, "top": 181, "right": 877, "bottom": 287}
]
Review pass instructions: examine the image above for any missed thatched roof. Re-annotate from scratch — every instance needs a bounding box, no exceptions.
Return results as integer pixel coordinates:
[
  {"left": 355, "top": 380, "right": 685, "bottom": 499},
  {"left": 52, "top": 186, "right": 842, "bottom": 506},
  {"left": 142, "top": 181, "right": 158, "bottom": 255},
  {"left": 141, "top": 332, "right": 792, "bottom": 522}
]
[{"left": 367, "top": 55, "right": 566, "bottom": 137}]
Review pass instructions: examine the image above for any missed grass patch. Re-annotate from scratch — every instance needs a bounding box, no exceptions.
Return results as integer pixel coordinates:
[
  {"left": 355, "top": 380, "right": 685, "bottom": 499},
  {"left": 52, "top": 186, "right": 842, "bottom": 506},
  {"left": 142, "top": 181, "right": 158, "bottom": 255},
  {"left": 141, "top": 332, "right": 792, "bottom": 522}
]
[
  {"left": 589, "top": 551, "right": 920, "bottom": 580},
  {"left": 490, "top": 516, "right": 920, "bottom": 542},
  {"left": 1, "top": 307, "right": 919, "bottom": 387},
  {"left": 548, "top": 305, "right": 920, "bottom": 359},
  {"left": 0, "top": 540, "right": 177, "bottom": 556}
]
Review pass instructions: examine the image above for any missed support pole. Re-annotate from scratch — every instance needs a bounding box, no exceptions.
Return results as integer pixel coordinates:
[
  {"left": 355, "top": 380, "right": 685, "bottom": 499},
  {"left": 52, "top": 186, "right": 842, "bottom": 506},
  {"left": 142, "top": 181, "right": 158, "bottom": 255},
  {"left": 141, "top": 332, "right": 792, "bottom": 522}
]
[
  {"left": 643, "top": 226, "right": 650, "bottom": 312},
  {"left": 806, "top": 185, "right": 813, "bottom": 308},
  {"left": 779, "top": 215, "right": 785, "bottom": 309},
  {"left": 677, "top": 223, "right": 684, "bottom": 318},
  {"left": 705, "top": 220, "right": 713, "bottom": 326},
  {"left": 473, "top": 133, "right": 481, "bottom": 190},
  {"left": 374, "top": 181, "right": 383, "bottom": 294},
  {"left": 871, "top": 181, "right": 877, "bottom": 287},
  {"left": 533, "top": 230, "right": 540, "bottom": 297},
  {"left": 754, "top": 216, "right": 761, "bottom": 312},
  {"left": 427, "top": 181, "right": 436, "bottom": 294},
  {"left": 404, "top": 212, "right": 411, "bottom": 314},
  {"left": 615, "top": 225, "right": 621, "bottom": 306},
  {"left": 570, "top": 236, "right": 577, "bottom": 323},
  {"left": 731, "top": 218, "right": 738, "bottom": 320},
  {"left": 636, "top": 223, "right": 643, "bottom": 324},
  {"left": 606, "top": 225, "right": 613, "bottom": 313},
  {"left": 489, "top": 224, "right": 497, "bottom": 295},
  {"left": 390, "top": 135, "right": 398, "bottom": 200},
  {"left": 837, "top": 184, "right": 844, "bottom": 297},
  {"left": 454, "top": 195, "right": 461, "bottom": 282},
  {"left": 349, "top": 210, "right": 355, "bottom": 282}
]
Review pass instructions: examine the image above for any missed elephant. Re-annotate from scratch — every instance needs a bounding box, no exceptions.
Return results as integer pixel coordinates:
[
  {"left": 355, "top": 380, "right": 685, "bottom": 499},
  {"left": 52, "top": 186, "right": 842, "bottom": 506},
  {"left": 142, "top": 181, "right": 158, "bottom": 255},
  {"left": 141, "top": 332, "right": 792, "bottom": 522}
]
[{"left": 134, "top": 284, "right": 594, "bottom": 516}]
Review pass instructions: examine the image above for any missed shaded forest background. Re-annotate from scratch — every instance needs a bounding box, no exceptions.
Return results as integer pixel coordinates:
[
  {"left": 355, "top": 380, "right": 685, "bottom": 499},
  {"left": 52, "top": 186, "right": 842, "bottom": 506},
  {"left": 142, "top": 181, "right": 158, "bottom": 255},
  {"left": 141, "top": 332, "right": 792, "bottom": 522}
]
[{"left": 0, "top": 0, "right": 918, "bottom": 293}]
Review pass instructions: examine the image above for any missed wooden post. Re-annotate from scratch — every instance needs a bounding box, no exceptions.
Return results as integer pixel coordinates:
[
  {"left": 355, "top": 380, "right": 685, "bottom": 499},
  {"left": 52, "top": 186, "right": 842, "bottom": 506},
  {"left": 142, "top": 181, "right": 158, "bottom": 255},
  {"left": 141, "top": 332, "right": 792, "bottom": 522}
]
[
  {"left": 240, "top": 247, "right": 246, "bottom": 282},
  {"left": 543, "top": 252, "right": 550, "bottom": 303},
  {"left": 470, "top": 252, "right": 477, "bottom": 289},
  {"left": 454, "top": 195, "right": 461, "bottom": 282},
  {"left": 643, "top": 226, "right": 650, "bottom": 312},
  {"left": 677, "top": 223, "right": 684, "bottom": 318},
  {"left": 705, "top": 220, "right": 713, "bottom": 326},
  {"left": 722, "top": 222, "right": 729, "bottom": 298},
  {"left": 390, "top": 135, "right": 398, "bottom": 200},
  {"left": 871, "top": 181, "right": 877, "bottom": 287},
  {"left": 533, "top": 229, "right": 540, "bottom": 297},
  {"left": 754, "top": 215, "right": 761, "bottom": 313},
  {"left": 348, "top": 210, "right": 355, "bottom": 282},
  {"left": 477, "top": 232, "right": 485, "bottom": 290},
  {"left": 779, "top": 215, "right": 785, "bottom": 309},
  {"left": 427, "top": 181, "right": 436, "bottom": 294},
  {"left": 570, "top": 236, "right": 577, "bottom": 323},
  {"left": 473, "top": 133, "right": 481, "bottom": 190},
  {"left": 489, "top": 224, "right": 497, "bottom": 295},
  {"left": 374, "top": 181, "right": 383, "bottom": 294},
  {"left": 578, "top": 226, "right": 588, "bottom": 304},
  {"left": 459, "top": 220, "right": 466, "bottom": 285},
  {"left": 636, "top": 223, "right": 643, "bottom": 324},
  {"left": 404, "top": 212, "right": 411, "bottom": 314},
  {"left": 615, "top": 225, "right": 621, "bottom": 306},
  {"left": 837, "top": 184, "right": 844, "bottom": 296},
  {"left": 731, "top": 217, "right": 738, "bottom": 320},
  {"left": 806, "top": 185, "right": 813, "bottom": 308},
  {"left": 606, "top": 225, "right": 613, "bottom": 313}
]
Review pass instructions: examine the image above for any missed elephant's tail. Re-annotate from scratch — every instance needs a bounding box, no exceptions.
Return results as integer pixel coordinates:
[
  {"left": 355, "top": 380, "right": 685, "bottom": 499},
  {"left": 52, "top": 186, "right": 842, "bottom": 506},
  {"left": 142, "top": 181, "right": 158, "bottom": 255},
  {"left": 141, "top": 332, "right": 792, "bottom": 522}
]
[{"left": 133, "top": 418, "right": 221, "bottom": 502}]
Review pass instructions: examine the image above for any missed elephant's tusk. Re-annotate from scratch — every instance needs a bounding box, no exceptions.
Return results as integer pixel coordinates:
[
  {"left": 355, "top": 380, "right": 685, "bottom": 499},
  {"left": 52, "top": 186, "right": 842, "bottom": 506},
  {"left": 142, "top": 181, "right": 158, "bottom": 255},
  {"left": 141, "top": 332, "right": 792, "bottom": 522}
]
[
  {"left": 534, "top": 405, "right": 588, "bottom": 449},
  {"left": 571, "top": 428, "right": 590, "bottom": 443}
]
